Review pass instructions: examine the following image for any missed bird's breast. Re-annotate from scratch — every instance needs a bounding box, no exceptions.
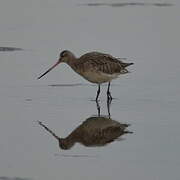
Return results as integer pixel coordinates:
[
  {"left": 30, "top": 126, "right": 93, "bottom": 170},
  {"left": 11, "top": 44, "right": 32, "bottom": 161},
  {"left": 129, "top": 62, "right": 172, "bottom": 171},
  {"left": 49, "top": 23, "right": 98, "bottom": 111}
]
[{"left": 79, "top": 70, "right": 119, "bottom": 84}]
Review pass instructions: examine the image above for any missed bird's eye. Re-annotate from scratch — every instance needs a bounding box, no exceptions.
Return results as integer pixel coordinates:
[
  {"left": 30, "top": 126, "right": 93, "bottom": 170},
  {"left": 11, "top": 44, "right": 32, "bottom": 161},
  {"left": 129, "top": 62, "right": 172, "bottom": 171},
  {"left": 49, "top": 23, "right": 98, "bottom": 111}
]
[{"left": 60, "top": 51, "right": 67, "bottom": 57}]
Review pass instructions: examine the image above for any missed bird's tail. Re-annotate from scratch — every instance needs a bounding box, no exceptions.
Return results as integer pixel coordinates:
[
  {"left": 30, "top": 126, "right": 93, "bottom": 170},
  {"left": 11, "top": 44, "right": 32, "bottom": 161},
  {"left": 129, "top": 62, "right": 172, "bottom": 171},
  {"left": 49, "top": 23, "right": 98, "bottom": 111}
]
[
  {"left": 124, "top": 130, "right": 133, "bottom": 134},
  {"left": 121, "top": 62, "right": 134, "bottom": 68}
]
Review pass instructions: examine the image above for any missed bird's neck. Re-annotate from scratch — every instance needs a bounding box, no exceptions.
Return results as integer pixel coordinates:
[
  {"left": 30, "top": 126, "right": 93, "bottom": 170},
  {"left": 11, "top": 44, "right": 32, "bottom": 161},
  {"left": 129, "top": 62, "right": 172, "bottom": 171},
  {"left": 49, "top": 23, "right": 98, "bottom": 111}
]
[
  {"left": 66, "top": 57, "right": 80, "bottom": 72},
  {"left": 65, "top": 56, "right": 76, "bottom": 66}
]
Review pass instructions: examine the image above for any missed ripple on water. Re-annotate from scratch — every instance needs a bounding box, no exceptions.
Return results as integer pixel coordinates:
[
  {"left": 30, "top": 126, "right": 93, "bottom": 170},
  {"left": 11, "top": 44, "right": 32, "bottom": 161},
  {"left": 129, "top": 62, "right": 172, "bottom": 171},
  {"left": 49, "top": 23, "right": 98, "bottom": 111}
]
[
  {"left": 80, "top": 2, "right": 174, "bottom": 7},
  {"left": 48, "top": 83, "right": 85, "bottom": 87},
  {"left": 0, "top": 177, "right": 32, "bottom": 180},
  {"left": 0, "top": 47, "right": 23, "bottom": 52}
]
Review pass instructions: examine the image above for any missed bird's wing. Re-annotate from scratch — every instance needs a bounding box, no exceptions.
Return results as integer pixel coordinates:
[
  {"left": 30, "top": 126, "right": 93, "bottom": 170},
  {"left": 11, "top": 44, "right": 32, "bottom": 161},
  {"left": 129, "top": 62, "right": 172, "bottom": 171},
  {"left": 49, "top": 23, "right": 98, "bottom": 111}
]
[{"left": 79, "top": 52, "right": 125, "bottom": 74}]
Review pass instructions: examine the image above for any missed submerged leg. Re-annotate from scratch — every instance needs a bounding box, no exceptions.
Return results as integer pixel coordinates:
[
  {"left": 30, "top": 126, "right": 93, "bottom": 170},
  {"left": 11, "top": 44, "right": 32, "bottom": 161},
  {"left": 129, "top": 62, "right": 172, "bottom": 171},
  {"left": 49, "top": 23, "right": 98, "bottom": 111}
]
[
  {"left": 96, "top": 84, "right": 101, "bottom": 102},
  {"left": 107, "top": 82, "right": 112, "bottom": 101},
  {"left": 96, "top": 100, "right": 101, "bottom": 116},
  {"left": 107, "top": 98, "right": 112, "bottom": 118}
]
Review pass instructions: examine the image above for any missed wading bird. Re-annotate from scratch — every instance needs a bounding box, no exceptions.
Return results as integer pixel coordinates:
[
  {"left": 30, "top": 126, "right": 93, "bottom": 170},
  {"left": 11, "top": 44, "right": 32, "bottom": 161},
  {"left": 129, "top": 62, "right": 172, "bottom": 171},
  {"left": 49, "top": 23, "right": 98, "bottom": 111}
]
[{"left": 38, "top": 50, "right": 133, "bottom": 101}]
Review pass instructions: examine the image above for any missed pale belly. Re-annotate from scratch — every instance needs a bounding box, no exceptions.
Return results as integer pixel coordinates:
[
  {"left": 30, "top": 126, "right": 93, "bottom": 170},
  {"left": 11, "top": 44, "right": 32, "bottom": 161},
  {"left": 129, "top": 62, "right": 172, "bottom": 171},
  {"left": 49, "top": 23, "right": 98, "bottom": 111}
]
[{"left": 80, "top": 71, "right": 120, "bottom": 84}]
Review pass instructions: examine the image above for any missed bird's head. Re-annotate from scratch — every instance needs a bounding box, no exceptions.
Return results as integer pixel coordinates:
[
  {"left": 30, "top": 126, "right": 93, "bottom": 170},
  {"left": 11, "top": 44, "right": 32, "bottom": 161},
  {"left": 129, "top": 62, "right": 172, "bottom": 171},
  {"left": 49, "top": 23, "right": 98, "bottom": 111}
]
[
  {"left": 59, "top": 50, "right": 75, "bottom": 63},
  {"left": 58, "top": 138, "right": 75, "bottom": 150},
  {"left": 37, "top": 50, "right": 75, "bottom": 79}
]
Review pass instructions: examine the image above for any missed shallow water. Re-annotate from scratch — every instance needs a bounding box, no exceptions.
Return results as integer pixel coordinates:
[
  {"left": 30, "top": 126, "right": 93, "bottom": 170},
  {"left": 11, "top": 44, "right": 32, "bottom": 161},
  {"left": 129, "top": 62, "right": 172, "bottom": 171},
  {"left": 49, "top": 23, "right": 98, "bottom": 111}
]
[{"left": 0, "top": 0, "right": 180, "bottom": 180}]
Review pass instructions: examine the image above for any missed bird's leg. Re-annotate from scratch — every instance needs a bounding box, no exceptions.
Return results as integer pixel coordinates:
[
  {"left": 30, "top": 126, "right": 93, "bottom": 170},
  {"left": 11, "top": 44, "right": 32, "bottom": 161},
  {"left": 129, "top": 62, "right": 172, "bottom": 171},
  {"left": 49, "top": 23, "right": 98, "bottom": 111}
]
[
  {"left": 96, "top": 100, "right": 101, "bottom": 117},
  {"left": 96, "top": 84, "right": 101, "bottom": 102},
  {"left": 107, "top": 82, "right": 112, "bottom": 102},
  {"left": 107, "top": 98, "right": 111, "bottom": 118}
]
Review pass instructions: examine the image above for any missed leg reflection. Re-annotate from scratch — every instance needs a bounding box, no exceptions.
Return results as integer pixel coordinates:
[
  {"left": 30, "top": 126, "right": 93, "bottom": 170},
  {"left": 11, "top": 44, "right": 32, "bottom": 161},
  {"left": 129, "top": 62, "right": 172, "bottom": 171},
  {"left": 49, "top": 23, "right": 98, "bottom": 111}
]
[
  {"left": 95, "top": 99, "right": 112, "bottom": 117},
  {"left": 96, "top": 100, "right": 101, "bottom": 117}
]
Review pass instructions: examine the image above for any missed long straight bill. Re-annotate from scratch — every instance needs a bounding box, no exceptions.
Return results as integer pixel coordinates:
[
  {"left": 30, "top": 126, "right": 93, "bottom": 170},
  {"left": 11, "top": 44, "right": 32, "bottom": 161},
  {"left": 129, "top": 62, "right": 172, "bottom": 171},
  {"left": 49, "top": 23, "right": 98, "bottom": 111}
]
[
  {"left": 37, "top": 61, "right": 60, "bottom": 79},
  {"left": 38, "top": 121, "right": 60, "bottom": 141}
]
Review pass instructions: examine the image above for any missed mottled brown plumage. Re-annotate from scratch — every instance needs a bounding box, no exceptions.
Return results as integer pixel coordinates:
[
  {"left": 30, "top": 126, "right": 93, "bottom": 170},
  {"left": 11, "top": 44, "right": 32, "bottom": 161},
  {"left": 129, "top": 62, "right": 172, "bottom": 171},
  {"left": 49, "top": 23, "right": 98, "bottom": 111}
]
[
  {"left": 73, "top": 52, "right": 132, "bottom": 75},
  {"left": 38, "top": 116, "right": 132, "bottom": 150},
  {"left": 38, "top": 50, "right": 134, "bottom": 101}
]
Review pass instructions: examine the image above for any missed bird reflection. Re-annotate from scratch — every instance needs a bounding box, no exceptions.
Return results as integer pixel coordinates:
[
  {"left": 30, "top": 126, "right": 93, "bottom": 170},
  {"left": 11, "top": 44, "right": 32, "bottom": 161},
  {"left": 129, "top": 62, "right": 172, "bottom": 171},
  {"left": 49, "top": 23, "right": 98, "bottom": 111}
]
[{"left": 38, "top": 101, "right": 132, "bottom": 150}]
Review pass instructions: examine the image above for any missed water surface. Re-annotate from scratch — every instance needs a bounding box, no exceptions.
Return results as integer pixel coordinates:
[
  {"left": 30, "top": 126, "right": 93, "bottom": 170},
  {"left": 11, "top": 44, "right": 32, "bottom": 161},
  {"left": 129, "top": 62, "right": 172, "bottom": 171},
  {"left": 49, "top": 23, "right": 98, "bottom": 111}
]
[{"left": 0, "top": 0, "right": 179, "bottom": 180}]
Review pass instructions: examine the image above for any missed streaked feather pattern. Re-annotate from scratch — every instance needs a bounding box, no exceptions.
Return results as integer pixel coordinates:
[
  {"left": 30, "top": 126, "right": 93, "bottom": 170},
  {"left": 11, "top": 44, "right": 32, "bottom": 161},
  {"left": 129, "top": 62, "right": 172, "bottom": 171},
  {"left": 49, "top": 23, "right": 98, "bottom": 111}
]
[{"left": 71, "top": 52, "right": 133, "bottom": 75}]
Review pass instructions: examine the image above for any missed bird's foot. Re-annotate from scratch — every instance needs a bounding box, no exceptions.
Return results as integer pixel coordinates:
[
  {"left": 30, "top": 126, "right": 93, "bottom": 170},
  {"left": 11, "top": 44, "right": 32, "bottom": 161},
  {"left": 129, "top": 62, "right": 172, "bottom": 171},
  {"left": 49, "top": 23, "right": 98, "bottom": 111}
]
[
  {"left": 107, "top": 92, "right": 112, "bottom": 102},
  {"left": 95, "top": 97, "right": 100, "bottom": 102}
]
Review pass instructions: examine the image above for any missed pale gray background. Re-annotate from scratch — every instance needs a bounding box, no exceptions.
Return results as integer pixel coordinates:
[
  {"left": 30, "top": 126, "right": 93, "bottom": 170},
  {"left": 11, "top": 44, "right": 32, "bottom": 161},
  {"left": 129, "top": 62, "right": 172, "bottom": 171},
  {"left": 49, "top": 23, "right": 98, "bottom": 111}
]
[{"left": 0, "top": 0, "right": 180, "bottom": 180}]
